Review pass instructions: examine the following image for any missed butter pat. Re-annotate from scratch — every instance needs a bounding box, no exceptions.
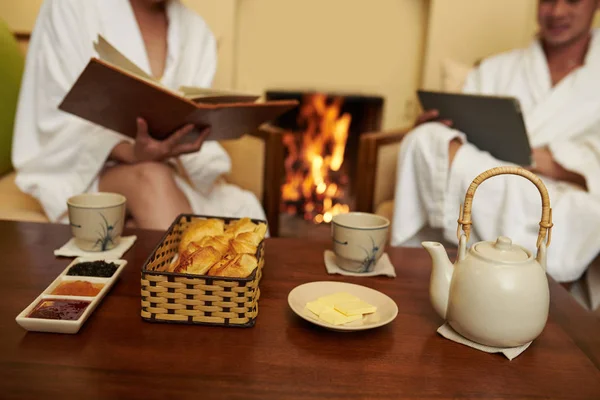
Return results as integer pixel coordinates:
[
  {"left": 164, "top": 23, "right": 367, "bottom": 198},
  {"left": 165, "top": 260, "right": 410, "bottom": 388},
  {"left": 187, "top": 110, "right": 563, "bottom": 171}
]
[
  {"left": 319, "top": 306, "right": 363, "bottom": 325},
  {"left": 305, "top": 301, "right": 360, "bottom": 325},
  {"left": 335, "top": 300, "right": 377, "bottom": 316},
  {"left": 317, "top": 292, "right": 360, "bottom": 307},
  {"left": 304, "top": 292, "right": 377, "bottom": 326},
  {"left": 306, "top": 300, "right": 328, "bottom": 316}
]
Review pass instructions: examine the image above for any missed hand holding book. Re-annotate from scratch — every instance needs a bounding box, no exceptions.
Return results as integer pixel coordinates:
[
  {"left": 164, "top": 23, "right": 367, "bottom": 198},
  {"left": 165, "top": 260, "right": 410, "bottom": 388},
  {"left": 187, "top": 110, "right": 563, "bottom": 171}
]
[
  {"left": 110, "top": 118, "right": 210, "bottom": 164},
  {"left": 133, "top": 118, "right": 210, "bottom": 162}
]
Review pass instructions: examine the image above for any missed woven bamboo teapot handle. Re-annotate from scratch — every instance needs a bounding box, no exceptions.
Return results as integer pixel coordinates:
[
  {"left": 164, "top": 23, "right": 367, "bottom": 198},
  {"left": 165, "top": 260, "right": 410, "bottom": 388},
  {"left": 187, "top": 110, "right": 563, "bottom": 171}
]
[{"left": 457, "top": 166, "right": 553, "bottom": 248}]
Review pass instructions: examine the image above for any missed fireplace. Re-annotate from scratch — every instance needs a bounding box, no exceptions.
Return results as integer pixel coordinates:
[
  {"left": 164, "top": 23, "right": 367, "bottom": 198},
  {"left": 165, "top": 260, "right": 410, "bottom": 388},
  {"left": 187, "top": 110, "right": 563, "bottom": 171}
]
[{"left": 266, "top": 90, "right": 384, "bottom": 238}]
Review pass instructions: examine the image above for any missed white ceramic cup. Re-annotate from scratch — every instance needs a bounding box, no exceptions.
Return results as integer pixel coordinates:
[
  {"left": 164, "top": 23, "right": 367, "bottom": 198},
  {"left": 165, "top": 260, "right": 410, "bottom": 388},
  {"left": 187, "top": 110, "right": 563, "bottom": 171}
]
[
  {"left": 331, "top": 212, "right": 390, "bottom": 273},
  {"left": 67, "top": 193, "right": 127, "bottom": 252}
]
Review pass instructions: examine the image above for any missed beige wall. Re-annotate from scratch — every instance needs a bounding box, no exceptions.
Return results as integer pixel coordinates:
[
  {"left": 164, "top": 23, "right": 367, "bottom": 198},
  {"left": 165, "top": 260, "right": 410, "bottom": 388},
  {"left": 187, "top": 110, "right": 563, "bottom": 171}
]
[
  {"left": 0, "top": 0, "right": 44, "bottom": 31},
  {"left": 234, "top": 0, "right": 428, "bottom": 129},
  {"left": 182, "top": 0, "right": 237, "bottom": 89},
  {"left": 422, "top": 0, "right": 538, "bottom": 90},
  {"left": 422, "top": 1, "right": 600, "bottom": 90}
]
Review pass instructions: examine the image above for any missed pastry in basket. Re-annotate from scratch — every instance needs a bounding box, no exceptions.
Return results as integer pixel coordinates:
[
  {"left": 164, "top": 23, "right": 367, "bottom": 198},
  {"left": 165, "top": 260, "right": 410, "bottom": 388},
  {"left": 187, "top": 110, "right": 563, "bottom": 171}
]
[
  {"left": 236, "top": 231, "right": 263, "bottom": 246},
  {"left": 165, "top": 217, "right": 267, "bottom": 277},
  {"left": 178, "top": 218, "right": 225, "bottom": 253},
  {"left": 254, "top": 223, "right": 268, "bottom": 239},
  {"left": 198, "top": 233, "right": 234, "bottom": 255},
  {"left": 225, "top": 218, "right": 259, "bottom": 236},
  {"left": 208, "top": 253, "right": 258, "bottom": 278},
  {"left": 161, "top": 241, "right": 201, "bottom": 272},
  {"left": 230, "top": 231, "right": 262, "bottom": 254},
  {"left": 172, "top": 245, "right": 222, "bottom": 275}
]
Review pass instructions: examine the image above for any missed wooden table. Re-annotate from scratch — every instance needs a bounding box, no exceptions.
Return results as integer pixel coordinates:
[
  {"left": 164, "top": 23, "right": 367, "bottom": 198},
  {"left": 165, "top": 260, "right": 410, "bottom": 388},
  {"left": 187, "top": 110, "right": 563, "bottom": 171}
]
[{"left": 2, "top": 220, "right": 600, "bottom": 399}]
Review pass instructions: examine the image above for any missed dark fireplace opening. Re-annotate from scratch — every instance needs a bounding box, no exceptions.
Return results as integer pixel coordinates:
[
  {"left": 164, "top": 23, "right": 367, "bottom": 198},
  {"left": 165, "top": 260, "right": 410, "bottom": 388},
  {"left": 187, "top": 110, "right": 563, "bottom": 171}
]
[{"left": 266, "top": 90, "right": 384, "bottom": 237}]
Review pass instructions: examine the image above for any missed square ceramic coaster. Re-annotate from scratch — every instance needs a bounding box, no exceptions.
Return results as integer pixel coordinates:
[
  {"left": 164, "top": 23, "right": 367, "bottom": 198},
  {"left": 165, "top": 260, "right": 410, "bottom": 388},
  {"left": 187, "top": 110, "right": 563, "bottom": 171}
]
[
  {"left": 54, "top": 236, "right": 137, "bottom": 259},
  {"left": 324, "top": 250, "right": 396, "bottom": 277}
]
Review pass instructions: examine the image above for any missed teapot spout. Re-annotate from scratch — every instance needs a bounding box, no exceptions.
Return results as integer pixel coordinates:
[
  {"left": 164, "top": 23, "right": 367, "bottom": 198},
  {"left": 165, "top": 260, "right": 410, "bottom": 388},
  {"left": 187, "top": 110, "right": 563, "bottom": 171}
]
[{"left": 422, "top": 241, "right": 454, "bottom": 320}]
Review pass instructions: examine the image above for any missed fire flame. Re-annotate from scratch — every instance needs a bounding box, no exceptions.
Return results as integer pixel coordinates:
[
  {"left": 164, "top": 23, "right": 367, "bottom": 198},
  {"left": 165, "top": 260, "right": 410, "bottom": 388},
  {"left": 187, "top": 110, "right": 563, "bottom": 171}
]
[{"left": 281, "top": 93, "right": 351, "bottom": 223}]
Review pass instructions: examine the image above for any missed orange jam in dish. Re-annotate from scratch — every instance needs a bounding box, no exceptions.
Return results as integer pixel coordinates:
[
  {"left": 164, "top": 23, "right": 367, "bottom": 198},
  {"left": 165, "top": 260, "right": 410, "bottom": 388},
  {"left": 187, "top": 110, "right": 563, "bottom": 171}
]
[
  {"left": 51, "top": 280, "right": 104, "bottom": 296},
  {"left": 27, "top": 299, "right": 90, "bottom": 320}
]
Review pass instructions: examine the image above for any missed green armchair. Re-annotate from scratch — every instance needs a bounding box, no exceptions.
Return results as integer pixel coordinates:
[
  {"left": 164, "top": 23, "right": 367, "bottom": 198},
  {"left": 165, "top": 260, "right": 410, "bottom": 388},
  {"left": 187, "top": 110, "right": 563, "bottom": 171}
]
[{"left": 0, "top": 20, "right": 48, "bottom": 222}]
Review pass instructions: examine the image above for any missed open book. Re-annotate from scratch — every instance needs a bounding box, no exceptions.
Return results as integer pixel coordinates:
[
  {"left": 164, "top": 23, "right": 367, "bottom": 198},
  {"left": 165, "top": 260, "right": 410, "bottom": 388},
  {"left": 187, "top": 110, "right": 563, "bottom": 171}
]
[{"left": 58, "top": 35, "right": 298, "bottom": 141}]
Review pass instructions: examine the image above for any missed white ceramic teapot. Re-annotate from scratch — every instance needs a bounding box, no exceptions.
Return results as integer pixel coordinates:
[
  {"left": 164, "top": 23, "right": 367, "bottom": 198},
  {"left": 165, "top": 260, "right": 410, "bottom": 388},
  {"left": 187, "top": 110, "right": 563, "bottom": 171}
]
[{"left": 422, "top": 167, "right": 552, "bottom": 348}]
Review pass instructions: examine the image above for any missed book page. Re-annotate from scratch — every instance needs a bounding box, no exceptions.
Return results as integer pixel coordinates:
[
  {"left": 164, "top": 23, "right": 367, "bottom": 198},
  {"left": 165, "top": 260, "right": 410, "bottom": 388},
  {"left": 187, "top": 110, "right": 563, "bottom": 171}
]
[
  {"left": 93, "top": 35, "right": 188, "bottom": 97},
  {"left": 179, "top": 85, "right": 260, "bottom": 101},
  {"left": 94, "top": 35, "right": 158, "bottom": 84},
  {"left": 93, "top": 36, "right": 261, "bottom": 102},
  {"left": 190, "top": 95, "right": 262, "bottom": 105}
]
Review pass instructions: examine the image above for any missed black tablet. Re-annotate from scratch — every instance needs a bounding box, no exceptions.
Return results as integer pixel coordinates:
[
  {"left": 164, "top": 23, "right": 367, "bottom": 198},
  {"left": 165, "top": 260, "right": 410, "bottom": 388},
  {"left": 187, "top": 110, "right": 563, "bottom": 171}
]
[{"left": 417, "top": 90, "right": 532, "bottom": 166}]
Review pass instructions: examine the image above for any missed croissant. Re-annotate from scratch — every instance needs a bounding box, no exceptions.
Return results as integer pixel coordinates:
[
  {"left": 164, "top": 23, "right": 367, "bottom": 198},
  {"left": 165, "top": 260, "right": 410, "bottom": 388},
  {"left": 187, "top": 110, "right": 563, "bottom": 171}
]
[
  {"left": 198, "top": 234, "right": 233, "bottom": 256},
  {"left": 225, "top": 218, "right": 257, "bottom": 236},
  {"left": 230, "top": 239, "right": 257, "bottom": 255},
  {"left": 207, "top": 252, "right": 235, "bottom": 275},
  {"left": 254, "top": 223, "right": 268, "bottom": 239},
  {"left": 208, "top": 253, "right": 258, "bottom": 278},
  {"left": 182, "top": 242, "right": 202, "bottom": 257},
  {"left": 164, "top": 242, "right": 199, "bottom": 272},
  {"left": 175, "top": 245, "right": 222, "bottom": 275},
  {"left": 236, "top": 231, "right": 262, "bottom": 247},
  {"left": 178, "top": 219, "right": 225, "bottom": 253}
]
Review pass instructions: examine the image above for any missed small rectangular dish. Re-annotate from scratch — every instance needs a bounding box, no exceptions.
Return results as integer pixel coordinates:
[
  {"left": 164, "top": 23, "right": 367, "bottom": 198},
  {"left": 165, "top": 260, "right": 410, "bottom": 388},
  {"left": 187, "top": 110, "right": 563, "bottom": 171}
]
[{"left": 15, "top": 258, "right": 127, "bottom": 334}]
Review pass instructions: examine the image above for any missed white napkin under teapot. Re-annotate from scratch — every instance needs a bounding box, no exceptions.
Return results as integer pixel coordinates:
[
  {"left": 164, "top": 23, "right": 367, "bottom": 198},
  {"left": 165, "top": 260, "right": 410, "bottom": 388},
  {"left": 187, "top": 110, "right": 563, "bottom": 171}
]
[{"left": 437, "top": 323, "right": 532, "bottom": 360}]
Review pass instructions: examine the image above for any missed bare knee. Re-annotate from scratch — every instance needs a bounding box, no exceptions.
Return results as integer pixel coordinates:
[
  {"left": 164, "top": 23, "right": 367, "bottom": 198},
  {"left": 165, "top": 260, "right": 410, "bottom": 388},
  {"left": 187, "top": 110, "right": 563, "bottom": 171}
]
[
  {"left": 129, "top": 162, "right": 178, "bottom": 191},
  {"left": 100, "top": 162, "right": 179, "bottom": 199},
  {"left": 99, "top": 162, "right": 190, "bottom": 229}
]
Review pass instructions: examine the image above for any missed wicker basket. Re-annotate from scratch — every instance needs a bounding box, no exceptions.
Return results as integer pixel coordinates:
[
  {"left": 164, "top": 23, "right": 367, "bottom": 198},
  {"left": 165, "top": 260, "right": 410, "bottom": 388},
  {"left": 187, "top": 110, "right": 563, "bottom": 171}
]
[{"left": 141, "top": 214, "right": 266, "bottom": 327}]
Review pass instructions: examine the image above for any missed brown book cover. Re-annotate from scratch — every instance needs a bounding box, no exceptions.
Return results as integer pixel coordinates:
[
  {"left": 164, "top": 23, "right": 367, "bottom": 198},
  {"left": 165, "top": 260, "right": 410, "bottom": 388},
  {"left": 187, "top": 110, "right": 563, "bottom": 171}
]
[{"left": 58, "top": 38, "right": 297, "bottom": 141}]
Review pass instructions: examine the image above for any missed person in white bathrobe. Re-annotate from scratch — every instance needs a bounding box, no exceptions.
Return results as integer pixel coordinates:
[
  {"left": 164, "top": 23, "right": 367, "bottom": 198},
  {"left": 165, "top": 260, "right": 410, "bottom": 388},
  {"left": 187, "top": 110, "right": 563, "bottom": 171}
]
[
  {"left": 11, "top": 0, "right": 266, "bottom": 230},
  {"left": 392, "top": 0, "right": 600, "bottom": 284}
]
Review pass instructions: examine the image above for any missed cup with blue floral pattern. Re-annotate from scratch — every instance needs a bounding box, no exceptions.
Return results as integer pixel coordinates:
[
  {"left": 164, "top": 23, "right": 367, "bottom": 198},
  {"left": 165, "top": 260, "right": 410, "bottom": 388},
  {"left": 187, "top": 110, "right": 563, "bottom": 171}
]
[
  {"left": 331, "top": 212, "right": 390, "bottom": 273},
  {"left": 67, "top": 193, "right": 126, "bottom": 252}
]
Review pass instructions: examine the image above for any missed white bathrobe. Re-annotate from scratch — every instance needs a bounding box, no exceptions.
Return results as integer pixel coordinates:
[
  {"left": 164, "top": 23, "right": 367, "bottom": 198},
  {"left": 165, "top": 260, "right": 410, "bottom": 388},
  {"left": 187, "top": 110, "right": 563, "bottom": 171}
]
[
  {"left": 391, "top": 29, "right": 600, "bottom": 283},
  {"left": 12, "top": 0, "right": 265, "bottom": 224}
]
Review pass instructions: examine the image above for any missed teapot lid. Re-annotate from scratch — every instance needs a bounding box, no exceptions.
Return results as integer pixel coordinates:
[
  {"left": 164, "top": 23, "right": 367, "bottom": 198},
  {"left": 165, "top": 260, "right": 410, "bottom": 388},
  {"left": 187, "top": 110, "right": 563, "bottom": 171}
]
[{"left": 472, "top": 236, "right": 531, "bottom": 263}]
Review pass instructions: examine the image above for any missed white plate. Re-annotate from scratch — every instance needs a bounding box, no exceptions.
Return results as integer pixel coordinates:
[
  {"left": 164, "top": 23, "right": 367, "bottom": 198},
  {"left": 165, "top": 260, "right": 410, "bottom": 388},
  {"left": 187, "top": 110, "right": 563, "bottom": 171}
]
[
  {"left": 15, "top": 258, "right": 127, "bottom": 334},
  {"left": 288, "top": 281, "right": 398, "bottom": 331}
]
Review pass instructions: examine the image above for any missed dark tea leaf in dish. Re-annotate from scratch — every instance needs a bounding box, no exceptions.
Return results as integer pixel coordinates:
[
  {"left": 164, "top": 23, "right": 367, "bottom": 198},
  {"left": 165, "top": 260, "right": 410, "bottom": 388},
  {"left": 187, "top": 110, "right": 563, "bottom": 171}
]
[{"left": 67, "top": 260, "right": 119, "bottom": 277}]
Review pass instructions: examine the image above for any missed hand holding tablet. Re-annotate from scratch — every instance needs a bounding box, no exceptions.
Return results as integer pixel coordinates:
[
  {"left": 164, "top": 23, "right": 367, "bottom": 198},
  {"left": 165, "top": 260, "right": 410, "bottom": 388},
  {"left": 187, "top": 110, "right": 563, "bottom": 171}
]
[{"left": 417, "top": 90, "right": 532, "bottom": 166}]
